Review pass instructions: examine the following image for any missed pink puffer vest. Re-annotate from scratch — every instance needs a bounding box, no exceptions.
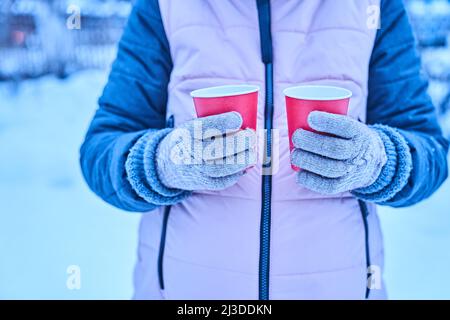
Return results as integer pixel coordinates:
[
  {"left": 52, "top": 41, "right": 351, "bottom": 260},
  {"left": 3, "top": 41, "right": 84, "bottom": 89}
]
[{"left": 133, "top": 0, "right": 386, "bottom": 300}]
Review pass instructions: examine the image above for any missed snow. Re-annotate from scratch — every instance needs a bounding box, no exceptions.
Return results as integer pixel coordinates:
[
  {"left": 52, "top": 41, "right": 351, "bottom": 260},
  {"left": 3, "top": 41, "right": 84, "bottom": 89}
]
[
  {"left": 0, "top": 70, "right": 449, "bottom": 299},
  {"left": 378, "top": 183, "right": 450, "bottom": 299},
  {"left": 0, "top": 71, "right": 140, "bottom": 299}
]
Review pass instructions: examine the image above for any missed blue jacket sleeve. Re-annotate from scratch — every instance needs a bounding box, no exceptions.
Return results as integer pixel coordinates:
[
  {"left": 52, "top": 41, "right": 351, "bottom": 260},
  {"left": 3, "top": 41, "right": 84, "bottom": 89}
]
[
  {"left": 364, "top": 0, "right": 449, "bottom": 207},
  {"left": 80, "top": 0, "right": 184, "bottom": 212}
]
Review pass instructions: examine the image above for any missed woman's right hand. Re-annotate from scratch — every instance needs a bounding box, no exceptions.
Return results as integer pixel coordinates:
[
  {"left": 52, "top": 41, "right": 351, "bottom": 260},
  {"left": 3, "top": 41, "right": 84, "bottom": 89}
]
[{"left": 156, "top": 112, "right": 257, "bottom": 191}]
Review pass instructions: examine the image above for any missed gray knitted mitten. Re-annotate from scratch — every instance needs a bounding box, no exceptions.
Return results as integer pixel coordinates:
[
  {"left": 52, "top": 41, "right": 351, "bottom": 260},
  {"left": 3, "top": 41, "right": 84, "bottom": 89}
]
[
  {"left": 156, "top": 112, "right": 257, "bottom": 191},
  {"left": 291, "top": 111, "right": 387, "bottom": 194}
]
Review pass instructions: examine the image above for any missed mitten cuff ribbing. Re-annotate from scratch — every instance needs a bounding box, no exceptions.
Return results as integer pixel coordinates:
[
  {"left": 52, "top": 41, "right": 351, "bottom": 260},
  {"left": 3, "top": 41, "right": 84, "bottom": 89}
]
[
  {"left": 352, "top": 124, "right": 413, "bottom": 203},
  {"left": 125, "top": 129, "right": 190, "bottom": 206}
]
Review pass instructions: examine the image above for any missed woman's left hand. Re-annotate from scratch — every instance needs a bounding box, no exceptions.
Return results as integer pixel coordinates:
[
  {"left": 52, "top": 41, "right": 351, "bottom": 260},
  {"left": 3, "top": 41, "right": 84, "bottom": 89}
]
[{"left": 291, "top": 111, "right": 387, "bottom": 194}]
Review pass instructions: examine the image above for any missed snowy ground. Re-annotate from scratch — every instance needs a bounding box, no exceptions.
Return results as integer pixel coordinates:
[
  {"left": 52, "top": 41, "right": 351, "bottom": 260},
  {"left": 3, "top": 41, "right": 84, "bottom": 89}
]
[
  {"left": 0, "top": 71, "right": 140, "bottom": 299},
  {"left": 0, "top": 71, "right": 449, "bottom": 299}
]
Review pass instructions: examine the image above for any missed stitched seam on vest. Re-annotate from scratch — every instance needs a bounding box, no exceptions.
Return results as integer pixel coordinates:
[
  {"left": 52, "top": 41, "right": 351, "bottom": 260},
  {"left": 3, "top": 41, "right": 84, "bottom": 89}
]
[
  {"left": 136, "top": 244, "right": 383, "bottom": 277},
  {"left": 164, "top": 254, "right": 258, "bottom": 276},
  {"left": 185, "top": 192, "right": 358, "bottom": 201},
  {"left": 169, "top": 25, "right": 372, "bottom": 40},
  {"left": 170, "top": 75, "right": 263, "bottom": 84},
  {"left": 136, "top": 243, "right": 256, "bottom": 276},
  {"left": 272, "top": 251, "right": 384, "bottom": 277},
  {"left": 276, "top": 26, "right": 372, "bottom": 38},
  {"left": 170, "top": 24, "right": 258, "bottom": 38},
  {"left": 169, "top": 76, "right": 363, "bottom": 88},
  {"left": 187, "top": 192, "right": 357, "bottom": 201},
  {"left": 191, "top": 192, "right": 257, "bottom": 200},
  {"left": 272, "top": 263, "right": 371, "bottom": 278},
  {"left": 276, "top": 78, "right": 365, "bottom": 93}
]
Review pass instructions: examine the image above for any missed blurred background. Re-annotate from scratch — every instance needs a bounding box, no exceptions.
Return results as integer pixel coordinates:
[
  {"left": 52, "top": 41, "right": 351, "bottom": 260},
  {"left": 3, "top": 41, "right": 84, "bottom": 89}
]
[{"left": 0, "top": 0, "right": 450, "bottom": 299}]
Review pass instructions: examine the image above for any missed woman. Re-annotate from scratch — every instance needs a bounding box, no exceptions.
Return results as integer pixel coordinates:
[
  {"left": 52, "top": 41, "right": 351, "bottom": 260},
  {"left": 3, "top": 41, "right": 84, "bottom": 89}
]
[{"left": 80, "top": 0, "right": 448, "bottom": 299}]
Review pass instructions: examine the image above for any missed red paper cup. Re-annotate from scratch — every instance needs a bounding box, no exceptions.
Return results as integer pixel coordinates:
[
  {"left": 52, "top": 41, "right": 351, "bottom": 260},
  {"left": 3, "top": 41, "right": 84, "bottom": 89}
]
[
  {"left": 284, "top": 85, "right": 352, "bottom": 171},
  {"left": 191, "top": 85, "right": 259, "bottom": 130}
]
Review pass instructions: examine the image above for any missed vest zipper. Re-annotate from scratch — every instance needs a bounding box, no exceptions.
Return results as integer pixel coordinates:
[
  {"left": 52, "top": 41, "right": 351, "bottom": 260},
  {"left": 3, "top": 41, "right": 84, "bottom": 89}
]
[
  {"left": 158, "top": 115, "right": 175, "bottom": 291},
  {"left": 256, "top": 0, "right": 274, "bottom": 300},
  {"left": 358, "top": 200, "right": 371, "bottom": 299},
  {"left": 157, "top": 205, "right": 171, "bottom": 290}
]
